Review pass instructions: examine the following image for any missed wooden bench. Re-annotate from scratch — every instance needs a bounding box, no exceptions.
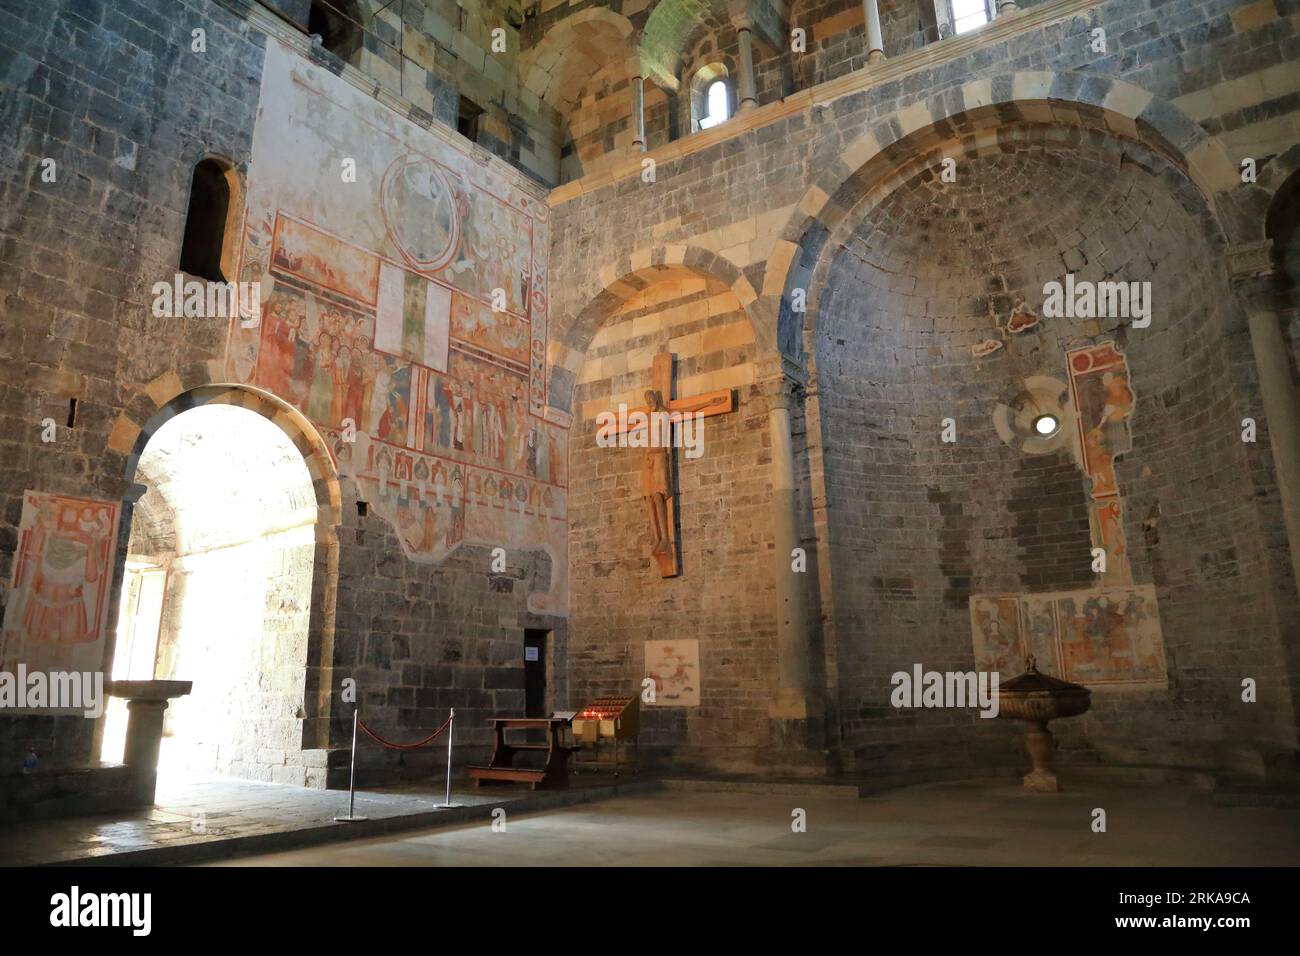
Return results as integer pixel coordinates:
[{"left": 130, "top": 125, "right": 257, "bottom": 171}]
[{"left": 468, "top": 717, "right": 578, "bottom": 790}]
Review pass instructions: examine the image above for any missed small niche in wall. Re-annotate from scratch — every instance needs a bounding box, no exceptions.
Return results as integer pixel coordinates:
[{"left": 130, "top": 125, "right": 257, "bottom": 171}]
[
  {"left": 356, "top": 500, "right": 368, "bottom": 517},
  {"left": 179, "top": 157, "right": 238, "bottom": 283},
  {"left": 457, "top": 96, "right": 484, "bottom": 142},
  {"left": 66, "top": 398, "right": 78, "bottom": 429}
]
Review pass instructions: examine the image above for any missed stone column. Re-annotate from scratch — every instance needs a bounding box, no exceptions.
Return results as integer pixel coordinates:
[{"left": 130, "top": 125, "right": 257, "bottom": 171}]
[
  {"left": 631, "top": 73, "right": 646, "bottom": 152},
  {"left": 737, "top": 22, "right": 758, "bottom": 111},
  {"left": 107, "top": 680, "right": 192, "bottom": 804},
  {"left": 122, "top": 699, "right": 170, "bottom": 769},
  {"left": 1248, "top": 308, "right": 1300, "bottom": 591},
  {"left": 766, "top": 375, "right": 813, "bottom": 719},
  {"left": 1232, "top": 243, "right": 1300, "bottom": 600},
  {"left": 861, "top": 0, "right": 885, "bottom": 63},
  {"left": 109, "top": 680, "right": 193, "bottom": 769}
]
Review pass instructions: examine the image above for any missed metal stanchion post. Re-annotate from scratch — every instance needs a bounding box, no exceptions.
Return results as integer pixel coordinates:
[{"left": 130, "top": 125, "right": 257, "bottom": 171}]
[
  {"left": 334, "top": 708, "right": 369, "bottom": 822},
  {"left": 438, "top": 707, "right": 461, "bottom": 808}
]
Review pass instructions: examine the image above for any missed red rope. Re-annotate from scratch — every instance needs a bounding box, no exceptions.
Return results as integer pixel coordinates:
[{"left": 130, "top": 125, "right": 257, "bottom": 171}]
[{"left": 356, "top": 713, "right": 453, "bottom": 751}]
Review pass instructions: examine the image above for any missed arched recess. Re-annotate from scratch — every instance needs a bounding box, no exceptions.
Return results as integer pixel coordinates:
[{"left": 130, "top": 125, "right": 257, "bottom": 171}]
[
  {"left": 517, "top": 7, "right": 637, "bottom": 114},
  {"left": 547, "top": 244, "right": 762, "bottom": 418},
  {"left": 112, "top": 380, "right": 342, "bottom": 756},
  {"left": 518, "top": 7, "right": 638, "bottom": 180},
  {"left": 804, "top": 110, "right": 1297, "bottom": 762},
  {"left": 759, "top": 73, "right": 1238, "bottom": 356},
  {"left": 639, "top": 0, "right": 736, "bottom": 89},
  {"left": 564, "top": 240, "right": 795, "bottom": 759}
]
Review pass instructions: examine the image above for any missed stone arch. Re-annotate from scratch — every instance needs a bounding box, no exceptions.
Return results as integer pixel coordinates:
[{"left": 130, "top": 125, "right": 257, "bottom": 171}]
[
  {"left": 759, "top": 72, "right": 1238, "bottom": 354},
  {"left": 122, "top": 381, "right": 341, "bottom": 528},
  {"left": 517, "top": 7, "right": 638, "bottom": 114},
  {"left": 805, "top": 124, "right": 1225, "bottom": 352},
  {"left": 1217, "top": 142, "right": 1300, "bottom": 249},
  {"left": 112, "top": 378, "right": 341, "bottom": 752},
  {"left": 548, "top": 243, "right": 763, "bottom": 416}
]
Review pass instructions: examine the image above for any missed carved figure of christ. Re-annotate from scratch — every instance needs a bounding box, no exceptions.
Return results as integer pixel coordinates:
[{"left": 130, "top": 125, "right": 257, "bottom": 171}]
[{"left": 595, "top": 351, "right": 734, "bottom": 577}]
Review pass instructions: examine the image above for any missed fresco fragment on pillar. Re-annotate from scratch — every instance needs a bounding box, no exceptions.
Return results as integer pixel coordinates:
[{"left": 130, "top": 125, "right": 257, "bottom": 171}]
[{"left": 1, "top": 493, "right": 121, "bottom": 679}]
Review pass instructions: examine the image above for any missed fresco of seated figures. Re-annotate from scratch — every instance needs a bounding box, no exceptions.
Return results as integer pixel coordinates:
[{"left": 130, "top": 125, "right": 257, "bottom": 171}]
[
  {"left": 224, "top": 41, "right": 565, "bottom": 613},
  {"left": 969, "top": 585, "right": 1167, "bottom": 688}
]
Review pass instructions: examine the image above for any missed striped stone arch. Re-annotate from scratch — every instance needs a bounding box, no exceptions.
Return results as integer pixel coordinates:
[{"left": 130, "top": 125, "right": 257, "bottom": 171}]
[
  {"left": 116, "top": 377, "right": 340, "bottom": 535},
  {"left": 546, "top": 243, "right": 763, "bottom": 416},
  {"left": 110, "top": 373, "right": 342, "bottom": 751},
  {"left": 759, "top": 71, "right": 1239, "bottom": 355}
]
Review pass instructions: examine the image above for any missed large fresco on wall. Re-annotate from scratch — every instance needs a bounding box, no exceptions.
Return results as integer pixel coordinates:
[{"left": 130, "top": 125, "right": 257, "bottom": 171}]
[
  {"left": 227, "top": 42, "right": 565, "bottom": 613},
  {"left": 1, "top": 492, "right": 120, "bottom": 674}
]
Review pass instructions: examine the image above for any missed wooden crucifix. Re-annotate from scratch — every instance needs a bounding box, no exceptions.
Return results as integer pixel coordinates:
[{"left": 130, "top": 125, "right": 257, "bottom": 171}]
[{"left": 595, "top": 351, "right": 734, "bottom": 577}]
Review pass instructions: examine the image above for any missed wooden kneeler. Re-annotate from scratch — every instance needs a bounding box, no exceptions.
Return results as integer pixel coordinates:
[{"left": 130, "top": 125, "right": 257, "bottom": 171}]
[{"left": 468, "top": 717, "right": 578, "bottom": 790}]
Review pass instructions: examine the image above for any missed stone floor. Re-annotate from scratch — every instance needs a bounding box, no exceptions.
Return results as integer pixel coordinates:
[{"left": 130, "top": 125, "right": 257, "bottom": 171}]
[
  {"left": 0, "top": 769, "right": 648, "bottom": 866},
  {"left": 5, "top": 771, "right": 1297, "bottom": 868},
  {"left": 213, "top": 779, "right": 1300, "bottom": 867}
]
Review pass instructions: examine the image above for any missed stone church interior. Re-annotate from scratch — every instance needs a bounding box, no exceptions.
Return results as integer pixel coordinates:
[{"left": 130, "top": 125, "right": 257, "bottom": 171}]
[{"left": 1, "top": 0, "right": 1298, "bottom": 892}]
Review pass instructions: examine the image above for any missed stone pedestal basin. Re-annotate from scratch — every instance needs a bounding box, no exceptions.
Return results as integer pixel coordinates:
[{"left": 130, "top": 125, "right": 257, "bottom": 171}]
[{"left": 996, "top": 656, "right": 1091, "bottom": 792}]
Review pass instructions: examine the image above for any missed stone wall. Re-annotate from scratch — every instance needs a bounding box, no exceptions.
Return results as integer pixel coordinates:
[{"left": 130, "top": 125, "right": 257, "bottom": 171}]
[
  {"left": 549, "top": 0, "right": 1300, "bottom": 774},
  {"left": 790, "top": 0, "right": 937, "bottom": 90},
  {"left": 334, "top": 475, "right": 563, "bottom": 782},
  {"left": 0, "top": 0, "right": 267, "bottom": 770},
  {"left": 0, "top": 0, "right": 565, "bottom": 780}
]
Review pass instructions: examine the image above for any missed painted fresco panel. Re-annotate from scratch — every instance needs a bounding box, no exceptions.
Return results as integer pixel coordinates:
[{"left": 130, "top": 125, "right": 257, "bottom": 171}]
[
  {"left": 1019, "top": 594, "right": 1062, "bottom": 677},
  {"left": 376, "top": 261, "right": 450, "bottom": 372},
  {"left": 1, "top": 493, "right": 120, "bottom": 673},
  {"left": 450, "top": 292, "right": 529, "bottom": 364},
  {"left": 970, "top": 595, "right": 1024, "bottom": 676},
  {"left": 969, "top": 585, "right": 1166, "bottom": 689},
  {"left": 1055, "top": 585, "right": 1166, "bottom": 686},
  {"left": 1068, "top": 342, "right": 1134, "bottom": 500},
  {"left": 271, "top": 213, "right": 379, "bottom": 305},
  {"left": 645, "top": 640, "right": 701, "bottom": 707},
  {"left": 226, "top": 41, "right": 563, "bottom": 612}
]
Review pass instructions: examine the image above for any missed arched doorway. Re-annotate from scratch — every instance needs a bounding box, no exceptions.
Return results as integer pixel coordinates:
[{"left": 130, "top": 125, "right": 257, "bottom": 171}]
[{"left": 100, "top": 401, "right": 321, "bottom": 782}]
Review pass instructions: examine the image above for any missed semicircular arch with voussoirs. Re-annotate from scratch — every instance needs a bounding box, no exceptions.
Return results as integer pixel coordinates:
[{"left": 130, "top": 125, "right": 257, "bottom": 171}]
[{"left": 757, "top": 72, "right": 1239, "bottom": 360}]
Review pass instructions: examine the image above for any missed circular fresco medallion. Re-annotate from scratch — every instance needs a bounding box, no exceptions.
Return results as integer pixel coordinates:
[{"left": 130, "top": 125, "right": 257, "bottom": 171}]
[{"left": 381, "top": 154, "right": 460, "bottom": 272}]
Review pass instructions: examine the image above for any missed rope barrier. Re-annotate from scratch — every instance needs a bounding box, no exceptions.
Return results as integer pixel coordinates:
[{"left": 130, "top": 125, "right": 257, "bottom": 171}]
[
  {"left": 335, "top": 707, "right": 460, "bottom": 821},
  {"left": 357, "top": 713, "right": 454, "bottom": 751}
]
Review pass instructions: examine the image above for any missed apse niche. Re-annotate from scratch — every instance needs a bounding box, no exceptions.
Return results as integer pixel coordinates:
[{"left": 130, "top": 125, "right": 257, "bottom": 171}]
[{"left": 812, "top": 134, "right": 1291, "bottom": 768}]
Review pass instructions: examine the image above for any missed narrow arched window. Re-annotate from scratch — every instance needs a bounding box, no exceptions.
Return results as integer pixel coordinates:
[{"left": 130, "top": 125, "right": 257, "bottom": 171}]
[
  {"left": 179, "top": 158, "right": 232, "bottom": 282},
  {"left": 951, "top": 0, "right": 992, "bottom": 34},
  {"left": 699, "top": 79, "right": 731, "bottom": 129}
]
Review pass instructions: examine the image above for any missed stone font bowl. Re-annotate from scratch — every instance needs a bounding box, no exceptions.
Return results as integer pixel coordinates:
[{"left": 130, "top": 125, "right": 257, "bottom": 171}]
[{"left": 995, "top": 657, "right": 1091, "bottom": 791}]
